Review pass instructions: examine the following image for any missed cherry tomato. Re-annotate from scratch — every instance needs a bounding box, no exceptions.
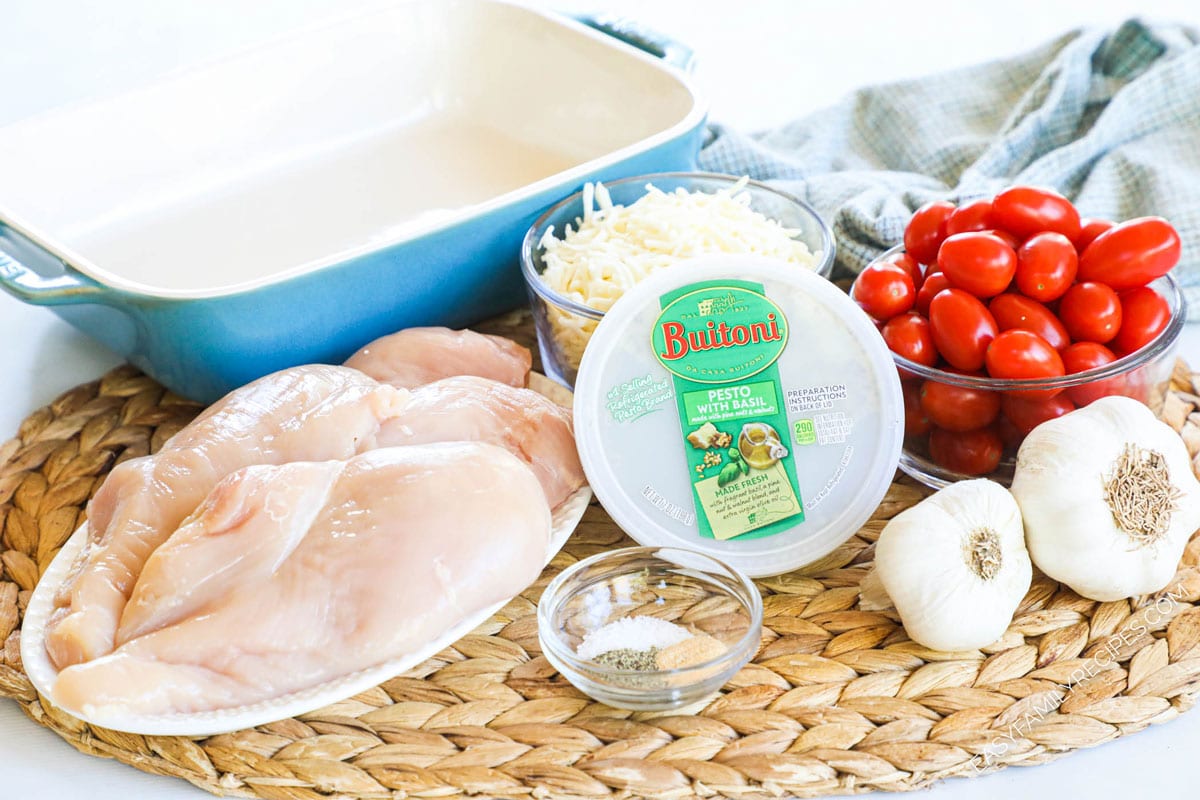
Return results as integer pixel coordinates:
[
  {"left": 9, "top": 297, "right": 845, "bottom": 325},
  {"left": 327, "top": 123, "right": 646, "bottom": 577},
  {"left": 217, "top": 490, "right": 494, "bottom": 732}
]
[
  {"left": 928, "top": 289, "right": 999, "bottom": 371},
  {"left": 937, "top": 232, "right": 1018, "bottom": 298},
  {"left": 920, "top": 379, "right": 1000, "bottom": 432},
  {"left": 995, "top": 413, "right": 1025, "bottom": 451},
  {"left": 1078, "top": 217, "right": 1182, "bottom": 290},
  {"left": 904, "top": 200, "right": 956, "bottom": 265},
  {"left": 852, "top": 263, "right": 915, "bottom": 321},
  {"left": 915, "top": 271, "right": 951, "bottom": 317},
  {"left": 928, "top": 426, "right": 1003, "bottom": 476},
  {"left": 1062, "top": 341, "right": 1118, "bottom": 374},
  {"left": 1015, "top": 232, "right": 1077, "bottom": 302},
  {"left": 1075, "top": 218, "right": 1114, "bottom": 251},
  {"left": 945, "top": 198, "right": 995, "bottom": 236},
  {"left": 992, "top": 185, "right": 1082, "bottom": 241},
  {"left": 988, "top": 293, "right": 1070, "bottom": 351},
  {"left": 1113, "top": 286, "right": 1171, "bottom": 355},
  {"left": 903, "top": 381, "right": 933, "bottom": 437},
  {"left": 882, "top": 252, "right": 924, "bottom": 290},
  {"left": 1059, "top": 281, "right": 1122, "bottom": 343},
  {"left": 983, "top": 229, "right": 1022, "bottom": 250},
  {"left": 1061, "top": 341, "right": 1126, "bottom": 406},
  {"left": 985, "top": 330, "right": 1066, "bottom": 389},
  {"left": 1001, "top": 393, "right": 1076, "bottom": 435},
  {"left": 882, "top": 312, "right": 938, "bottom": 367}
]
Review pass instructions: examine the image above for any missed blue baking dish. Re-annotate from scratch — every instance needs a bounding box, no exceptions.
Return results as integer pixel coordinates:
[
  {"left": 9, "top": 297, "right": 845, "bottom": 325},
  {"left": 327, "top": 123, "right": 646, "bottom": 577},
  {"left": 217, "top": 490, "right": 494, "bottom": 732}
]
[{"left": 0, "top": 1, "right": 706, "bottom": 401}]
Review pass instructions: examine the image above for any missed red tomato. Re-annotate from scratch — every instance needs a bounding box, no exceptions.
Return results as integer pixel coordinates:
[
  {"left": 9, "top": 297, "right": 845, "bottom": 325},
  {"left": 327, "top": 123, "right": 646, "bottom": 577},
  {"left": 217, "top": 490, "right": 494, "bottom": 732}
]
[
  {"left": 1061, "top": 341, "right": 1126, "bottom": 406},
  {"left": 985, "top": 330, "right": 1065, "bottom": 384},
  {"left": 852, "top": 263, "right": 915, "bottom": 321},
  {"left": 988, "top": 293, "right": 1070, "bottom": 351},
  {"left": 1001, "top": 393, "right": 1076, "bottom": 435},
  {"left": 915, "top": 272, "right": 951, "bottom": 317},
  {"left": 920, "top": 379, "right": 1001, "bottom": 432},
  {"left": 1075, "top": 218, "right": 1114, "bottom": 251},
  {"left": 1015, "top": 232, "right": 1077, "bottom": 302},
  {"left": 928, "top": 426, "right": 1003, "bottom": 476},
  {"left": 1078, "top": 217, "right": 1181, "bottom": 290},
  {"left": 903, "top": 381, "right": 933, "bottom": 437},
  {"left": 995, "top": 414, "right": 1025, "bottom": 451},
  {"left": 945, "top": 198, "right": 995, "bottom": 236},
  {"left": 937, "top": 232, "right": 1018, "bottom": 298},
  {"left": 1113, "top": 286, "right": 1171, "bottom": 355},
  {"left": 992, "top": 186, "right": 1082, "bottom": 241},
  {"left": 1059, "top": 282, "right": 1122, "bottom": 343},
  {"left": 983, "top": 229, "right": 1022, "bottom": 249},
  {"left": 882, "top": 252, "right": 924, "bottom": 290},
  {"left": 1062, "top": 341, "right": 1118, "bottom": 374},
  {"left": 928, "top": 289, "right": 999, "bottom": 371},
  {"left": 904, "top": 201, "right": 956, "bottom": 265},
  {"left": 882, "top": 312, "right": 938, "bottom": 367}
]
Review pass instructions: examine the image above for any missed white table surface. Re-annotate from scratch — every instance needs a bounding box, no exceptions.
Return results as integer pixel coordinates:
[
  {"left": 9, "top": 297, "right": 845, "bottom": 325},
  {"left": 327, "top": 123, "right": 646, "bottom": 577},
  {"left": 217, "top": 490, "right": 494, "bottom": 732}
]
[{"left": 2, "top": 1, "right": 1199, "bottom": 797}]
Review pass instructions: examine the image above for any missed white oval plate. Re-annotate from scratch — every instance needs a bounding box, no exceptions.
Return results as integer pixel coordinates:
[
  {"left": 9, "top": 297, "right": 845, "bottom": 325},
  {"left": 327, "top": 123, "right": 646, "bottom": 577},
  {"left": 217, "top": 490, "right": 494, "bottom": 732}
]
[
  {"left": 22, "top": 485, "right": 590, "bottom": 736},
  {"left": 22, "top": 371, "right": 590, "bottom": 736}
]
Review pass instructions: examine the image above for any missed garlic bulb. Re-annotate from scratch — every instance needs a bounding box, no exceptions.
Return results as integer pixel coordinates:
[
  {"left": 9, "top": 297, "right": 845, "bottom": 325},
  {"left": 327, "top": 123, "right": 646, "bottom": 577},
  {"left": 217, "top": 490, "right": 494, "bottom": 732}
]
[
  {"left": 876, "top": 479, "right": 1032, "bottom": 651},
  {"left": 1011, "top": 396, "right": 1200, "bottom": 602}
]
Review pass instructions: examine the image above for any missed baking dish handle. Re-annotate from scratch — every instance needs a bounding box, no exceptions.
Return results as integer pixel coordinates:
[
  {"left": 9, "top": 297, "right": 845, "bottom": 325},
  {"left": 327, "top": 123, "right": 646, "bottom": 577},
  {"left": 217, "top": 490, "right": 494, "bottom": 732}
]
[
  {"left": 573, "top": 13, "right": 696, "bottom": 73},
  {"left": 0, "top": 225, "right": 106, "bottom": 306}
]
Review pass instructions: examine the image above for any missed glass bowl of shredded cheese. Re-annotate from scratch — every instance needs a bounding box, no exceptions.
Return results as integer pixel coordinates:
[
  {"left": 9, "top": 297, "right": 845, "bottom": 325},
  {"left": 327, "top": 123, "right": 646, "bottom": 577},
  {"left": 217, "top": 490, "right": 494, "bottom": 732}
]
[
  {"left": 537, "top": 546, "right": 762, "bottom": 710},
  {"left": 521, "top": 173, "right": 835, "bottom": 386}
]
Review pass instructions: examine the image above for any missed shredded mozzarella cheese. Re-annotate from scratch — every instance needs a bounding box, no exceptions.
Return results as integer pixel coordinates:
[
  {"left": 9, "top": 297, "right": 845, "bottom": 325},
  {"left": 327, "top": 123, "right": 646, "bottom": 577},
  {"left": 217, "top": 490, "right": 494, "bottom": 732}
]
[{"left": 537, "top": 178, "right": 820, "bottom": 370}]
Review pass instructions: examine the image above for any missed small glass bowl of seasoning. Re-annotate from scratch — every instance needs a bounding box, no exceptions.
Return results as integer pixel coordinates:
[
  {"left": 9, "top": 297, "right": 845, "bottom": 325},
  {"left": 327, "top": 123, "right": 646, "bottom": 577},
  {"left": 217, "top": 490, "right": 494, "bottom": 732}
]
[{"left": 537, "top": 546, "right": 762, "bottom": 710}]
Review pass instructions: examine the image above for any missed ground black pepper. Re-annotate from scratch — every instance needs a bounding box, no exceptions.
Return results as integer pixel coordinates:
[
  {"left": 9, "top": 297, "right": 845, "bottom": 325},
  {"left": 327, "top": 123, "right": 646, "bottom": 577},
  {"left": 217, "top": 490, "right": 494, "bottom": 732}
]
[{"left": 592, "top": 647, "right": 660, "bottom": 671}]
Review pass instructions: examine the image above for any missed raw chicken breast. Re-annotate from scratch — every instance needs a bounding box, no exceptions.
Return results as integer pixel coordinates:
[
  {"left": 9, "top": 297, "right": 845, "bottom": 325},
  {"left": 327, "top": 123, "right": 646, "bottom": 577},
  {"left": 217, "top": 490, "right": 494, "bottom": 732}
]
[
  {"left": 54, "top": 443, "right": 550, "bottom": 718},
  {"left": 378, "top": 376, "right": 585, "bottom": 508},
  {"left": 46, "top": 365, "right": 408, "bottom": 669},
  {"left": 345, "top": 327, "right": 531, "bottom": 389}
]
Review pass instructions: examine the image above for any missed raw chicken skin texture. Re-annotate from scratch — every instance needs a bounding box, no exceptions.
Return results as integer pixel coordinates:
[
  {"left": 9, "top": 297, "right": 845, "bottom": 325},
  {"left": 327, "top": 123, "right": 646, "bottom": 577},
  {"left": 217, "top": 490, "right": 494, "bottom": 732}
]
[
  {"left": 345, "top": 327, "right": 532, "bottom": 389},
  {"left": 45, "top": 365, "right": 409, "bottom": 669},
  {"left": 378, "top": 376, "right": 585, "bottom": 508},
  {"left": 53, "top": 443, "right": 551, "bottom": 718}
]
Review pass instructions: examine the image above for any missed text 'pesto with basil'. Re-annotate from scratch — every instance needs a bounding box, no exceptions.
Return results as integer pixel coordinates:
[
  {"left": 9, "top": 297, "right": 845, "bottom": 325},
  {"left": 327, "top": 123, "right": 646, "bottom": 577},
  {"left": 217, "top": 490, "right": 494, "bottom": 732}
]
[{"left": 573, "top": 255, "right": 907, "bottom": 578}]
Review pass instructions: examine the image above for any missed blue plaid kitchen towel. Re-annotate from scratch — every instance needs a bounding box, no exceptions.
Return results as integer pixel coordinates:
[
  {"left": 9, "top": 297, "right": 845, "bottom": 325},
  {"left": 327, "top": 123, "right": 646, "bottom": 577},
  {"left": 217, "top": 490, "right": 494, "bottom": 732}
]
[{"left": 699, "top": 19, "right": 1200, "bottom": 316}]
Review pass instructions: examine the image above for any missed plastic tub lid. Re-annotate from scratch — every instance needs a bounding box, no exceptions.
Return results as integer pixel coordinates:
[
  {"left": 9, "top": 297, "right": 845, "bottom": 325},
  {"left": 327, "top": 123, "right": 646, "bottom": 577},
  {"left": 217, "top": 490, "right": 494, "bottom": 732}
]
[{"left": 573, "top": 255, "right": 904, "bottom": 577}]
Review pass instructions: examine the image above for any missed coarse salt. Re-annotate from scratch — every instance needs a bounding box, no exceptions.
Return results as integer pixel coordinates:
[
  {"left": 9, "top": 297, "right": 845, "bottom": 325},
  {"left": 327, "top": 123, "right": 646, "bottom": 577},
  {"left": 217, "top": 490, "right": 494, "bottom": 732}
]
[{"left": 576, "top": 616, "right": 692, "bottom": 660}]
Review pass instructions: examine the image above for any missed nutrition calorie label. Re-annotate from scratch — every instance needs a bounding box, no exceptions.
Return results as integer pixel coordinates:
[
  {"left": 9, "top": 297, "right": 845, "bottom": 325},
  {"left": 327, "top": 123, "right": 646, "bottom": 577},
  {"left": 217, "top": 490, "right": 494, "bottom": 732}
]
[{"left": 813, "top": 411, "right": 853, "bottom": 445}]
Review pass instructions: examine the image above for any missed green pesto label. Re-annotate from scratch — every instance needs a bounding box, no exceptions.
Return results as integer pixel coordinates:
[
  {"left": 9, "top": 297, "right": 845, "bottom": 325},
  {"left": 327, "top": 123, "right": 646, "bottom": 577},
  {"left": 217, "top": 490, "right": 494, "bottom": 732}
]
[{"left": 654, "top": 280, "right": 804, "bottom": 541}]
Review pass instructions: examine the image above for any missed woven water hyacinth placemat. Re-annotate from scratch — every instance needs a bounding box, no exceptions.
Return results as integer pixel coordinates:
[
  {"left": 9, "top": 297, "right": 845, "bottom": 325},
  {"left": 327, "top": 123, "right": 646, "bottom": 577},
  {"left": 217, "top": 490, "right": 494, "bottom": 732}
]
[{"left": 4, "top": 312, "right": 1200, "bottom": 798}]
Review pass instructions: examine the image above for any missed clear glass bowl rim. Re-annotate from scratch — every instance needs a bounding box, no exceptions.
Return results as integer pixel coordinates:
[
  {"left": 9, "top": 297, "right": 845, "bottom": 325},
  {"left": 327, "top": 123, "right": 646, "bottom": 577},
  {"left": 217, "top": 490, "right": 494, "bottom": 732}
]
[
  {"left": 873, "top": 244, "right": 1187, "bottom": 390},
  {"left": 537, "top": 545, "right": 764, "bottom": 679},
  {"left": 519, "top": 171, "right": 838, "bottom": 321}
]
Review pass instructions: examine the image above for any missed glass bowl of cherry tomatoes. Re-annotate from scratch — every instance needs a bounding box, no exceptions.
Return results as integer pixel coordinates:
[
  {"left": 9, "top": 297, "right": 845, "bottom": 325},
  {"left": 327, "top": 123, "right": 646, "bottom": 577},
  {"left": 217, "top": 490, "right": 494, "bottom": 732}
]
[{"left": 854, "top": 186, "right": 1186, "bottom": 488}]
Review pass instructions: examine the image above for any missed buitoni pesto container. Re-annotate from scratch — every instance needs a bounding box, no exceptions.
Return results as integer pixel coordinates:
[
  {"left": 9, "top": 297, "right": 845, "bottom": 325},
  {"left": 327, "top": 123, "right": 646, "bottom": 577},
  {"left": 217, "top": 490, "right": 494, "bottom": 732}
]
[{"left": 573, "top": 256, "right": 904, "bottom": 577}]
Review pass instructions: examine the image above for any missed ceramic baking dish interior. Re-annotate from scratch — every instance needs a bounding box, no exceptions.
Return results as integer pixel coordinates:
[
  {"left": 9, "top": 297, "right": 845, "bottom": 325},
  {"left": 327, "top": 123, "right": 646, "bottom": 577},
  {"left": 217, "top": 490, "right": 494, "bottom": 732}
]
[{"left": 0, "top": 0, "right": 701, "bottom": 298}]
